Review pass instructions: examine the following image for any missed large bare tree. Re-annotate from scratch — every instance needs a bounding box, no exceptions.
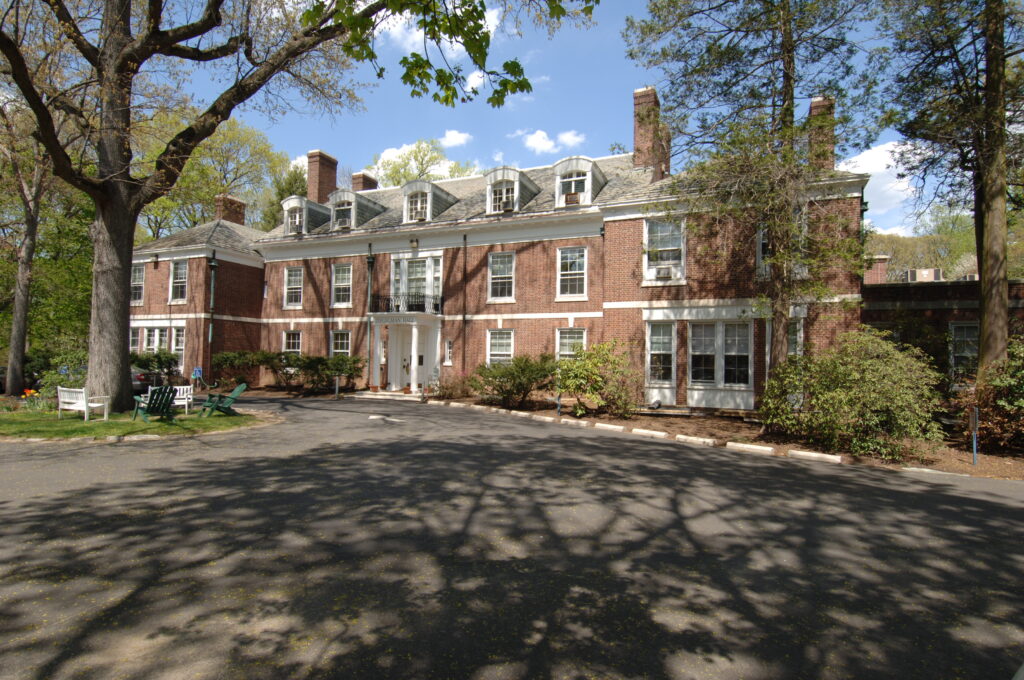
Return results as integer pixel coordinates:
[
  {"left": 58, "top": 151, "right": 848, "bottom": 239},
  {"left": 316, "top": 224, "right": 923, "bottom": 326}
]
[{"left": 0, "top": 0, "right": 594, "bottom": 409}]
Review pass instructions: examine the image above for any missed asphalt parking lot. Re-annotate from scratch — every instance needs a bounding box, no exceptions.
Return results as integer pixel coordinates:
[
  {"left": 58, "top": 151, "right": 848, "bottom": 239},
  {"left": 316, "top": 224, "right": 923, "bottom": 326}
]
[{"left": 1, "top": 396, "right": 1022, "bottom": 679}]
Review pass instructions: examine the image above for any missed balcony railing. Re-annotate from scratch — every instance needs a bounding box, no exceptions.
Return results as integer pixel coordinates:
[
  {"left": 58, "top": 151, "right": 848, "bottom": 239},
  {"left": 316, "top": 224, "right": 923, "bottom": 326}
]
[{"left": 371, "top": 293, "right": 444, "bottom": 315}]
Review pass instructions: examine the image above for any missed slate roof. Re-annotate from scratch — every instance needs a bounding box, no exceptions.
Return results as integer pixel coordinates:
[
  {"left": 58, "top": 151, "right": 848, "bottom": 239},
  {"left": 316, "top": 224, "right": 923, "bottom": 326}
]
[{"left": 135, "top": 219, "right": 265, "bottom": 255}]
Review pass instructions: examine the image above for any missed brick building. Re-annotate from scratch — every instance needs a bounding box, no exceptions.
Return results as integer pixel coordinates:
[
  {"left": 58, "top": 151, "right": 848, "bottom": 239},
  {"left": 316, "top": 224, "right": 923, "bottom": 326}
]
[{"left": 130, "top": 88, "right": 873, "bottom": 410}]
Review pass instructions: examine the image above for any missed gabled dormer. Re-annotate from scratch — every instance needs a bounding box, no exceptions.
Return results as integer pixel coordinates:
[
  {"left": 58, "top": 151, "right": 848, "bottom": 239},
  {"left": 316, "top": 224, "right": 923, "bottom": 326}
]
[
  {"left": 553, "top": 156, "right": 607, "bottom": 207},
  {"left": 483, "top": 166, "right": 541, "bottom": 215},
  {"left": 327, "top": 188, "right": 385, "bottom": 231},
  {"left": 402, "top": 180, "right": 457, "bottom": 223},
  {"left": 281, "top": 195, "right": 331, "bottom": 235}
]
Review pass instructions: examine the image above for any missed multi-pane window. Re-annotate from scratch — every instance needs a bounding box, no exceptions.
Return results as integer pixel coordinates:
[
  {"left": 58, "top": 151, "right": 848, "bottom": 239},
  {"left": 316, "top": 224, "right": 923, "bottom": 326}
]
[
  {"left": 558, "top": 328, "right": 586, "bottom": 361},
  {"left": 560, "top": 171, "right": 587, "bottom": 202},
  {"left": 333, "top": 201, "right": 352, "bottom": 229},
  {"left": 558, "top": 247, "right": 586, "bottom": 297},
  {"left": 332, "top": 263, "right": 352, "bottom": 306},
  {"left": 491, "top": 181, "right": 516, "bottom": 213},
  {"left": 408, "top": 192, "right": 428, "bottom": 221},
  {"left": 787, "top": 320, "right": 802, "bottom": 356},
  {"left": 689, "top": 323, "right": 716, "bottom": 383},
  {"left": 951, "top": 324, "right": 979, "bottom": 375},
  {"left": 284, "top": 267, "right": 303, "bottom": 307},
  {"left": 392, "top": 256, "right": 442, "bottom": 312},
  {"left": 170, "top": 261, "right": 187, "bottom": 301},
  {"left": 331, "top": 330, "right": 351, "bottom": 356},
  {"left": 723, "top": 323, "right": 750, "bottom": 385},
  {"left": 286, "top": 208, "right": 303, "bottom": 234},
  {"left": 130, "top": 264, "right": 144, "bottom": 304},
  {"left": 283, "top": 331, "right": 301, "bottom": 354},
  {"left": 145, "top": 327, "right": 168, "bottom": 352},
  {"left": 488, "top": 329, "right": 513, "bottom": 365},
  {"left": 646, "top": 221, "right": 682, "bottom": 265},
  {"left": 488, "top": 252, "right": 515, "bottom": 300},
  {"left": 444, "top": 339, "right": 454, "bottom": 365},
  {"left": 648, "top": 323, "right": 674, "bottom": 382},
  {"left": 172, "top": 328, "right": 185, "bottom": 365},
  {"left": 756, "top": 229, "right": 772, "bottom": 279},
  {"left": 129, "top": 328, "right": 140, "bottom": 353}
]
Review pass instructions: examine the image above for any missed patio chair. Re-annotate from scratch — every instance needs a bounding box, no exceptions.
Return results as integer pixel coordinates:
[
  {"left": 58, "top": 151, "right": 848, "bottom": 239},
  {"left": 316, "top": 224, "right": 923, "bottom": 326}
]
[
  {"left": 199, "top": 383, "right": 248, "bottom": 417},
  {"left": 132, "top": 385, "right": 177, "bottom": 422}
]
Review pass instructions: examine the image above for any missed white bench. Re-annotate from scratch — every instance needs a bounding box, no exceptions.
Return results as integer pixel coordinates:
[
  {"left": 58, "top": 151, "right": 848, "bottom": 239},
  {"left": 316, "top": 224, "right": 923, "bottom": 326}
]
[
  {"left": 147, "top": 385, "right": 193, "bottom": 414},
  {"left": 56, "top": 387, "right": 110, "bottom": 422}
]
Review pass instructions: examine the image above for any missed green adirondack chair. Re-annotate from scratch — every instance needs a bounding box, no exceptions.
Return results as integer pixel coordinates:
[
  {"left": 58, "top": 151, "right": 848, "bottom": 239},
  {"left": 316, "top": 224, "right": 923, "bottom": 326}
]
[
  {"left": 199, "top": 383, "right": 248, "bottom": 417},
  {"left": 132, "top": 385, "right": 177, "bottom": 422}
]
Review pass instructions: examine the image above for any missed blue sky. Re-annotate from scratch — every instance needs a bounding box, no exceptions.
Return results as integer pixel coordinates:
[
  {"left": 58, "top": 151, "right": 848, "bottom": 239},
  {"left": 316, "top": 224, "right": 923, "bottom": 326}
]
[{"left": 231, "top": 3, "right": 917, "bottom": 236}]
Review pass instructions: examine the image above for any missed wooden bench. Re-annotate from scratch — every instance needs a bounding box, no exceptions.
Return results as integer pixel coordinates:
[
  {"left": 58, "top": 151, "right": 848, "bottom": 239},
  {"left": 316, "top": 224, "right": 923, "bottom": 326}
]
[
  {"left": 147, "top": 385, "right": 193, "bottom": 414},
  {"left": 57, "top": 387, "right": 110, "bottom": 422},
  {"left": 132, "top": 385, "right": 177, "bottom": 423}
]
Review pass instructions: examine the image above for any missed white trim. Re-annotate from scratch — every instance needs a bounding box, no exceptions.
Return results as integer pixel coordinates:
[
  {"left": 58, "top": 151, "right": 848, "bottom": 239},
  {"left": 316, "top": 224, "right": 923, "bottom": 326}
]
[
  {"left": 643, "top": 218, "right": 686, "bottom": 283},
  {"left": 556, "top": 245, "right": 588, "bottom": 301},
  {"left": 130, "top": 263, "right": 145, "bottom": 306},
  {"left": 556, "top": 327, "right": 587, "bottom": 360},
  {"left": 132, "top": 247, "right": 264, "bottom": 269},
  {"left": 130, "top": 318, "right": 189, "bottom": 328},
  {"left": 645, "top": 321, "right": 676, "bottom": 387},
  {"left": 487, "top": 328, "right": 514, "bottom": 365},
  {"left": 283, "top": 266, "right": 303, "bottom": 309},
  {"left": 282, "top": 329, "right": 302, "bottom": 354},
  {"left": 263, "top": 316, "right": 367, "bottom": 324},
  {"left": 330, "top": 329, "right": 352, "bottom": 356},
  {"left": 444, "top": 339, "right": 454, "bottom": 366},
  {"left": 604, "top": 298, "right": 756, "bottom": 310},
  {"left": 487, "top": 250, "right": 516, "bottom": 303},
  {"left": 168, "top": 260, "right": 188, "bottom": 303},
  {"left": 331, "top": 262, "right": 353, "bottom": 308},
  {"left": 442, "top": 312, "right": 603, "bottom": 322}
]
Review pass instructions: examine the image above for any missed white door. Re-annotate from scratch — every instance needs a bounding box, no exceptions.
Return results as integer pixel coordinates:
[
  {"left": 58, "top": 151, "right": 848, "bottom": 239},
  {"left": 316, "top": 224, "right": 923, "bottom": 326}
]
[
  {"left": 645, "top": 322, "right": 676, "bottom": 406},
  {"left": 387, "top": 326, "right": 412, "bottom": 390}
]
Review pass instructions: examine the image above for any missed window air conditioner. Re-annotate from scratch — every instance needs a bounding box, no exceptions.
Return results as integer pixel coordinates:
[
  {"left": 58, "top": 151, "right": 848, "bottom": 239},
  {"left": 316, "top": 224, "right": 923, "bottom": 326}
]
[
  {"left": 655, "top": 266, "right": 673, "bottom": 280},
  {"left": 564, "top": 192, "right": 580, "bottom": 205},
  {"left": 335, "top": 217, "right": 350, "bottom": 229},
  {"left": 501, "top": 199, "right": 515, "bottom": 212},
  {"left": 411, "top": 210, "right": 427, "bottom": 222}
]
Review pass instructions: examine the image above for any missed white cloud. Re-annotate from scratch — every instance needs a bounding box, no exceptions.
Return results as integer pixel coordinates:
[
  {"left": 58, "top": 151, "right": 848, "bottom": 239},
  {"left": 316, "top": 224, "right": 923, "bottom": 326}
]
[
  {"left": 382, "top": 9, "right": 501, "bottom": 61},
  {"left": 439, "top": 129, "right": 472, "bottom": 148},
  {"left": 839, "top": 141, "right": 917, "bottom": 234},
  {"left": 524, "top": 130, "right": 558, "bottom": 154},
  {"left": 290, "top": 154, "right": 308, "bottom": 171},
  {"left": 492, "top": 151, "right": 505, "bottom": 165},
  {"left": 507, "top": 129, "right": 529, "bottom": 139},
  {"left": 557, "top": 130, "right": 585, "bottom": 148},
  {"left": 466, "top": 70, "right": 486, "bottom": 91}
]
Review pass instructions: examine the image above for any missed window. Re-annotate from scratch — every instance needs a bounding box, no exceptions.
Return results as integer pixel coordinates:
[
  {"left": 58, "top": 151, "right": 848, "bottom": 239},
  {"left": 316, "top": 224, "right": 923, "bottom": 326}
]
[
  {"left": 130, "top": 264, "right": 144, "bottom": 304},
  {"left": 332, "top": 263, "right": 352, "bottom": 306},
  {"left": 408, "top": 192, "right": 428, "bottom": 221},
  {"left": 333, "top": 201, "right": 352, "bottom": 229},
  {"left": 487, "top": 329, "right": 513, "bottom": 365},
  {"left": 951, "top": 324, "right": 979, "bottom": 376},
  {"left": 756, "top": 229, "right": 772, "bottom": 279},
  {"left": 145, "top": 327, "right": 168, "bottom": 352},
  {"left": 169, "top": 261, "right": 187, "bottom": 302},
  {"left": 391, "top": 255, "right": 443, "bottom": 312},
  {"left": 557, "top": 328, "right": 586, "bottom": 361},
  {"left": 129, "top": 328, "right": 140, "bottom": 353},
  {"left": 648, "top": 323, "right": 675, "bottom": 382},
  {"left": 689, "top": 321, "right": 752, "bottom": 387},
  {"left": 558, "top": 247, "right": 587, "bottom": 298},
  {"left": 689, "top": 323, "right": 716, "bottom": 383},
  {"left": 283, "top": 331, "right": 301, "bottom": 354},
  {"left": 172, "top": 328, "right": 185, "bottom": 365},
  {"left": 787, "top": 320, "right": 803, "bottom": 356},
  {"left": 286, "top": 207, "right": 303, "bottom": 234},
  {"left": 284, "top": 267, "right": 303, "bottom": 307},
  {"left": 491, "top": 181, "right": 516, "bottom": 213},
  {"left": 444, "top": 339, "right": 454, "bottom": 366},
  {"left": 331, "top": 330, "right": 351, "bottom": 356},
  {"left": 560, "top": 171, "right": 587, "bottom": 204},
  {"left": 645, "top": 220, "right": 684, "bottom": 280},
  {"left": 488, "top": 252, "right": 515, "bottom": 301}
]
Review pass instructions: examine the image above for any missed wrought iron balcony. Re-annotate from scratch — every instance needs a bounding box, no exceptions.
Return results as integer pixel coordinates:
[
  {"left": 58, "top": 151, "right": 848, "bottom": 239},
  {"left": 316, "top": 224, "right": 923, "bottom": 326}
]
[{"left": 371, "top": 293, "right": 444, "bottom": 315}]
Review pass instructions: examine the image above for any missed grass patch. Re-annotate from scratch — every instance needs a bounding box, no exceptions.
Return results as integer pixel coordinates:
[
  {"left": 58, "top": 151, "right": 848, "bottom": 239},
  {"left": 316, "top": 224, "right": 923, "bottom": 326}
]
[{"left": 0, "top": 410, "right": 258, "bottom": 439}]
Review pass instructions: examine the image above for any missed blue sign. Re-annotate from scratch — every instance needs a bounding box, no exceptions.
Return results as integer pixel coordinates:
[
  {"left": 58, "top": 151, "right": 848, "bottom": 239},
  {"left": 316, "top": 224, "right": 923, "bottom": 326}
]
[{"left": 192, "top": 366, "right": 203, "bottom": 379}]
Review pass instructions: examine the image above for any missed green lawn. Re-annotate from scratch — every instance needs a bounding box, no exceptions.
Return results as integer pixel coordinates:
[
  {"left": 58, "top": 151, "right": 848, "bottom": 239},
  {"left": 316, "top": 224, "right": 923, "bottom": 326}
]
[{"left": 0, "top": 409, "right": 258, "bottom": 439}]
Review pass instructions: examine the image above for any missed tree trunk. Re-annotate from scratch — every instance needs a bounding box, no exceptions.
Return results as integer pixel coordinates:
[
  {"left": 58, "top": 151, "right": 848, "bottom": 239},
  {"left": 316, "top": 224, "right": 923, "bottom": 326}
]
[
  {"left": 86, "top": 200, "right": 137, "bottom": 411},
  {"left": 5, "top": 214, "right": 39, "bottom": 396},
  {"left": 979, "top": 0, "right": 1009, "bottom": 371}
]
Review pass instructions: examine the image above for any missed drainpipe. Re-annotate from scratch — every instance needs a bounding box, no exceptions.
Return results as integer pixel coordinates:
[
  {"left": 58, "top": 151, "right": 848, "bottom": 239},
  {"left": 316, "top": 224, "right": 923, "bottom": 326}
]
[
  {"left": 207, "top": 249, "right": 219, "bottom": 383},
  {"left": 366, "top": 244, "right": 375, "bottom": 389},
  {"left": 462, "top": 233, "right": 467, "bottom": 370}
]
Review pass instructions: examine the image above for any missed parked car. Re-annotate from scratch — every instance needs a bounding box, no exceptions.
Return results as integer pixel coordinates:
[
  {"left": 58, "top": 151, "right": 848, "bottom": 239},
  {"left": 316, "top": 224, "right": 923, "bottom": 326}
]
[
  {"left": 0, "top": 366, "right": 6, "bottom": 393},
  {"left": 131, "top": 366, "right": 153, "bottom": 395}
]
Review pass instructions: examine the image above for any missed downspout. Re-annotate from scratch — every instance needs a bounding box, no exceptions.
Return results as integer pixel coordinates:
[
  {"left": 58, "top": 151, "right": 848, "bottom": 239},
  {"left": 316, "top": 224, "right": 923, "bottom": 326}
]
[
  {"left": 207, "top": 249, "right": 218, "bottom": 382},
  {"left": 462, "top": 233, "right": 467, "bottom": 370},
  {"left": 366, "top": 243, "right": 375, "bottom": 388}
]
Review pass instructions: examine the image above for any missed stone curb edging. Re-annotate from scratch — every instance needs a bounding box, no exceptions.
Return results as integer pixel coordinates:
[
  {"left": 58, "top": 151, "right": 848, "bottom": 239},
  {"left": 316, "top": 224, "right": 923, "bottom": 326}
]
[
  {"left": 560, "top": 418, "right": 590, "bottom": 428},
  {"left": 593, "top": 422, "right": 625, "bottom": 432},
  {"left": 631, "top": 428, "right": 668, "bottom": 439},
  {"left": 725, "top": 441, "right": 775, "bottom": 455},
  {"left": 901, "top": 467, "right": 971, "bottom": 477},
  {"left": 676, "top": 434, "right": 716, "bottom": 447},
  {"left": 788, "top": 449, "right": 843, "bottom": 464},
  {"left": 530, "top": 414, "right": 556, "bottom": 423}
]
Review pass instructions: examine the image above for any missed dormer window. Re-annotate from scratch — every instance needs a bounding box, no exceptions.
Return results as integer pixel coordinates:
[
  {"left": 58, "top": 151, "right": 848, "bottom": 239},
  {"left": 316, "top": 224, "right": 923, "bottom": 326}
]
[
  {"left": 286, "top": 207, "right": 304, "bottom": 234},
  {"left": 408, "top": 192, "right": 428, "bottom": 221},
  {"left": 560, "top": 171, "right": 587, "bottom": 204},
  {"left": 492, "top": 181, "right": 516, "bottom": 213},
  {"left": 333, "top": 201, "right": 352, "bottom": 230}
]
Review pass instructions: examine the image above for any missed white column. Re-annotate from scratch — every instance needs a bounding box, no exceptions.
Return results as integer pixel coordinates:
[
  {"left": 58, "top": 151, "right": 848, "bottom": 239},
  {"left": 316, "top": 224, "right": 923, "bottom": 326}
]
[
  {"left": 372, "top": 322, "right": 382, "bottom": 389},
  {"left": 410, "top": 323, "right": 420, "bottom": 393}
]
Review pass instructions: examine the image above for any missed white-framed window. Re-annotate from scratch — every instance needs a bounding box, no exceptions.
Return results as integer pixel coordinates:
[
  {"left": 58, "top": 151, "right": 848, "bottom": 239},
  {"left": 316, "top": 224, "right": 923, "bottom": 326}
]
[
  {"left": 169, "top": 261, "right": 187, "bottom": 302},
  {"left": 787, "top": 319, "right": 803, "bottom": 356},
  {"left": 331, "top": 330, "right": 351, "bottom": 356},
  {"left": 286, "top": 207, "right": 304, "bottom": 234},
  {"left": 172, "top": 327, "right": 185, "bottom": 365},
  {"left": 283, "top": 330, "right": 301, "bottom": 354},
  {"left": 487, "top": 329, "right": 513, "bottom": 365},
  {"left": 284, "top": 267, "right": 303, "bottom": 308},
  {"left": 145, "top": 327, "right": 168, "bottom": 352},
  {"left": 644, "top": 219, "right": 685, "bottom": 281},
  {"left": 557, "top": 246, "right": 587, "bottom": 299},
  {"left": 689, "top": 321, "right": 752, "bottom": 387},
  {"left": 129, "top": 328, "right": 140, "bottom": 353},
  {"left": 488, "top": 251, "right": 515, "bottom": 301},
  {"left": 491, "top": 181, "right": 516, "bottom": 213},
  {"left": 950, "top": 323, "right": 979, "bottom": 376},
  {"left": 559, "top": 171, "right": 587, "bottom": 205},
  {"left": 391, "top": 254, "right": 442, "bottom": 312},
  {"left": 648, "top": 322, "right": 675, "bottom": 383},
  {"left": 332, "top": 263, "right": 352, "bottom": 307},
  {"left": 130, "top": 264, "right": 145, "bottom": 305},
  {"left": 408, "top": 191, "right": 429, "bottom": 221},
  {"left": 333, "top": 201, "right": 353, "bottom": 229},
  {"left": 756, "top": 229, "right": 772, "bottom": 279},
  {"left": 444, "top": 339, "right": 454, "bottom": 366},
  {"left": 557, "top": 328, "right": 586, "bottom": 361}
]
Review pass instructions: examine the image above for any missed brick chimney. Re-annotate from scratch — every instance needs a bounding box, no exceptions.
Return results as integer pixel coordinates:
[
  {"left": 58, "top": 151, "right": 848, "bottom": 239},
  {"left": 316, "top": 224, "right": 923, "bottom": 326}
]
[
  {"left": 214, "top": 194, "right": 246, "bottom": 225},
  {"left": 864, "top": 254, "right": 890, "bottom": 284},
  {"left": 809, "top": 96, "right": 835, "bottom": 171},
  {"left": 352, "top": 171, "right": 379, "bottom": 192},
  {"left": 633, "top": 87, "right": 671, "bottom": 182},
  {"left": 307, "top": 150, "right": 337, "bottom": 204}
]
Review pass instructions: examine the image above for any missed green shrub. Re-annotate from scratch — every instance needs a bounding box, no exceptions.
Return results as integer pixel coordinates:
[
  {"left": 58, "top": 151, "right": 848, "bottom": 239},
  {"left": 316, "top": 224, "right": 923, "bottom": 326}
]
[
  {"left": 557, "top": 340, "right": 641, "bottom": 418},
  {"left": 957, "top": 335, "right": 1024, "bottom": 450},
  {"left": 37, "top": 348, "right": 88, "bottom": 397},
  {"left": 434, "top": 373, "right": 475, "bottom": 400},
  {"left": 760, "top": 327, "right": 943, "bottom": 461},
  {"left": 469, "top": 354, "right": 556, "bottom": 409},
  {"left": 131, "top": 349, "right": 180, "bottom": 383}
]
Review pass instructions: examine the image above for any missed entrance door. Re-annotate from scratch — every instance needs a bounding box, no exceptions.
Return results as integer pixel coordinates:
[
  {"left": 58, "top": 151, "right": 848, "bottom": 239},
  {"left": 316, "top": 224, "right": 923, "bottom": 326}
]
[
  {"left": 387, "top": 326, "right": 411, "bottom": 390},
  {"left": 645, "top": 322, "right": 676, "bottom": 406}
]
